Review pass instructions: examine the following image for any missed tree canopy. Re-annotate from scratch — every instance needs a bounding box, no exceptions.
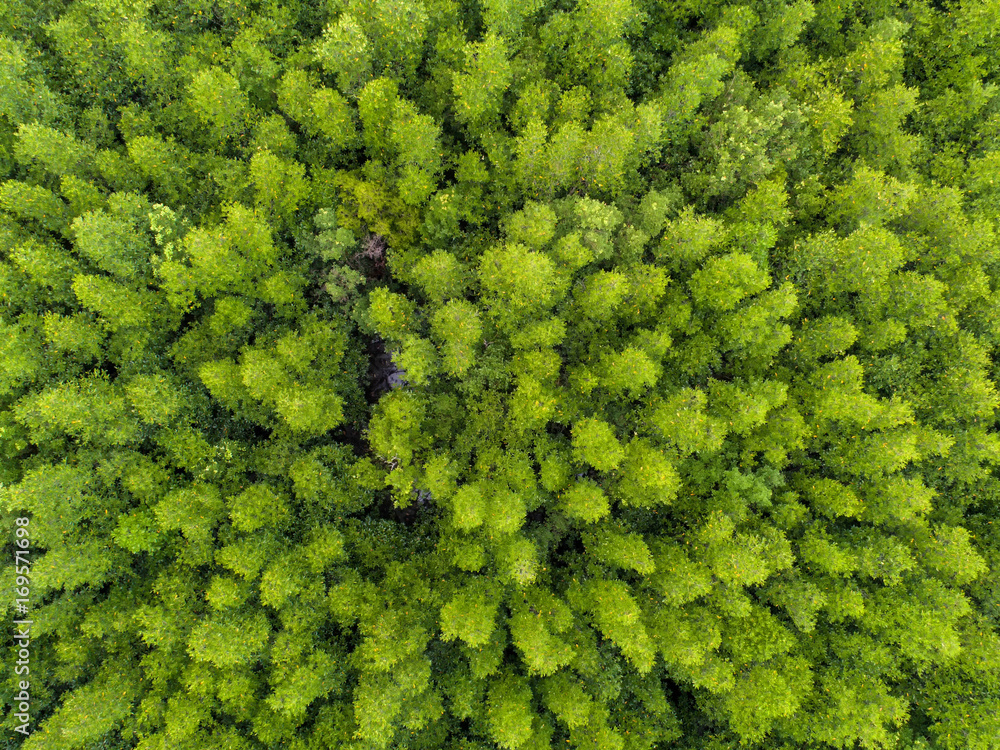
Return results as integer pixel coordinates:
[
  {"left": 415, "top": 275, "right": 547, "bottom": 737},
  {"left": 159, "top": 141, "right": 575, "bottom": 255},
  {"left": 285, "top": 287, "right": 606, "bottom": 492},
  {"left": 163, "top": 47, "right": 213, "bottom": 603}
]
[{"left": 3, "top": 0, "right": 1000, "bottom": 749}]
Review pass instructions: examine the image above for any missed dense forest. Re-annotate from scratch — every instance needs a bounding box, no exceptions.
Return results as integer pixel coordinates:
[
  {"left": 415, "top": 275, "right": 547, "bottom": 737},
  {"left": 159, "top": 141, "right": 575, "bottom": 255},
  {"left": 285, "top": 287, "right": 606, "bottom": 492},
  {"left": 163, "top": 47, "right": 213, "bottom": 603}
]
[{"left": 2, "top": 0, "right": 1000, "bottom": 747}]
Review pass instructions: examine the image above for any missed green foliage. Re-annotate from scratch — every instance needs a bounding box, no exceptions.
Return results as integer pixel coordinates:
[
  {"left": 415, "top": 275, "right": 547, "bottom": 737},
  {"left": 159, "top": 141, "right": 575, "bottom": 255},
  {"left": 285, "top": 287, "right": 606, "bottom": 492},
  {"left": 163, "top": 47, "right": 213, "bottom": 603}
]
[
  {"left": 571, "top": 417, "right": 625, "bottom": 471},
  {"left": 14, "top": 123, "right": 94, "bottom": 178},
  {"left": 574, "top": 578, "right": 657, "bottom": 673},
  {"left": 279, "top": 68, "right": 357, "bottom": 148},
  {"left": 649, "top": 387, "right": 728, "bottom": 456},
  {"left": 188, "top": 67, "right": 249, "bottom": 134},
  {"left": 689, "top": 251, "right": 771, "bottom": 311},
  {"left": 613, "top": 438, "right": 680, "bottom": 507},
  {"left": 453, "top": 33, "right": 513, "bottom": 128},
  {"left": 583, "top": 523, "right": 656, "bottom": 574},
  {"left": 411, "top": 249, "right": 469, "bottom": 301},
  {"left": 315, "top": 15, "right": 373, "bottom": 93},
  {"left": 441, "top": 579, "right": 501, "bottom": 647},
  {"left": 4, "top": 3, "right": 1000, "bottom": 750},
  {"left": 1, "top": 180, "right": 70, "bottom": 234},
  {"left": 486, "top": 672, "right": 535, "bottom": 748},
  {"left": 559, "top": 477, "right": 611, "bottom": 523},
  {"left": 478, "top": 241, "right": 566, "bottom": 327},
  {"left": 431, "top": 299, "right": 482, "bottom": 377},
  {"left": 249, "top": 150, "right": 310, "bottom": 224}
]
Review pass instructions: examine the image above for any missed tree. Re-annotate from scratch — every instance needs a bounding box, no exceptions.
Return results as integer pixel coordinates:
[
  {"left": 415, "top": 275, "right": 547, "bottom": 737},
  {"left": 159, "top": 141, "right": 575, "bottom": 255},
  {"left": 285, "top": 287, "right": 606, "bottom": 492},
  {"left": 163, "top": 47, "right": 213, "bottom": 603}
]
[
  {"left": 571, "top": 417, "right": 625, "bottom": 471},
  {"left": 486, "top": 671, "right": 535, "bottom": 749},
  {"left": 187, "top": 67, "right": 249, "bottom": 136},
  {"left": 509, "top": 591, "right": 575, "bottom": 676},
  {"left": 314, "top": 14, "right": 372, "bottom": 94},
  {"left": 0, "top": 35, "right": 66, "bottom": 127},
  {"left": 688, "top": 251, "right": 771, "bottom": 312},
  {"left": 611, "top": 438, "right": 680, "bottom": 508},
  {"left": 249, "top": 149, "right": 310, "bottom": 225},
  {"left": 648, "top": 387, "right": 729, "bottom": 457},
  {"left": 478, "top": 241, "right": 567, "bottom": 330},
  {"left": 826, "top": 165, "right": 916, "bottom": 231},
  {"left": 391, "top": 98, "right": 443, "bottom": 206},
  {"left": 342, "top": 0, "right": 430, "bottom": 84},
  {"left": 1, "top": 180, "right": 70, "bottom": 236},
  {"left": 453, "top": 33, "right": 513, "bottom": 129},
  {"left": 430, "top": 299, "right": 482, "bottom": 377},
  {"left": 411, "top": 249, "right": 469, "bottom": 302},
  {"left": 583, "top": 522, "right": 656, "bottom": 574},
  {"left": 13, "top": 122, "right": 95, "bottom": 180},
  {"left": 5, "top": 2, "right": 1000, "bottom": 750},
  {"left": 570, "top": 578, "right": 657, "bottom": 673},
  {"left": 71, "top": 192, "right": 153, "bottom": 280},
  {"left": 278, "top": 68, "right": 356, "bottom": 148},
  {"left": 440, "top": 578, "right": 502, "bottom": 647}
]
